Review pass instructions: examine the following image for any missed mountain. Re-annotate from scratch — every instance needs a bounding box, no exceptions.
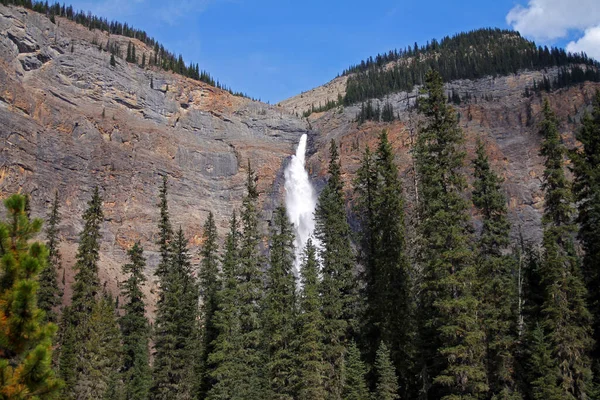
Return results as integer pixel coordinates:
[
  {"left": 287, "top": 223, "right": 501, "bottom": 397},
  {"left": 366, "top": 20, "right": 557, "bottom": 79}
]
[
  {"left": 0, "top": 3, "right": 309, "bottom": 309},
  {"left": 280, "top": 29, "right": 600, "bottom": 245},
  {"left": 1, "top": 2, "right": 599, "bottom": 311}
]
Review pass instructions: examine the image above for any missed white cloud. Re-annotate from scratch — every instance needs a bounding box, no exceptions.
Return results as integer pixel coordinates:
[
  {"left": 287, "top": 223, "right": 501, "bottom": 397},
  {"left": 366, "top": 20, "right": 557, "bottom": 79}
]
[
  {"left": 567, "top": 25, "right": 600, "bottom": 60},
  {"left": 506, "top": 0, "right": 600, "bottom": 40},
  {"left": 506, "top": 0, "right": 600, "bottom": 60}
]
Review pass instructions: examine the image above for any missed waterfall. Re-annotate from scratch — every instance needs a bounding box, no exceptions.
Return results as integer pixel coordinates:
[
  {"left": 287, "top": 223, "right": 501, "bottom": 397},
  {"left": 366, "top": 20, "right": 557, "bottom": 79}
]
[{"left": 284, "top": 133, "right": 318, "bottom": 275}]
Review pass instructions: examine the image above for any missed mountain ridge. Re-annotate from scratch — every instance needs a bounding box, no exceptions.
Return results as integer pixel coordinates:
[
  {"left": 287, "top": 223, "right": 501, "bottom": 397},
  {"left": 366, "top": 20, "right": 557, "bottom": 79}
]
[{"left": 1, "top": 2, "right": 600, "bottom": 313}]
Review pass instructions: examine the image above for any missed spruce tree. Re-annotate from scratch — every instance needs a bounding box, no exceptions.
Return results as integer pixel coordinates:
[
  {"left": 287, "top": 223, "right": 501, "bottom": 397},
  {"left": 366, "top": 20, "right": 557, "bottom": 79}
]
[
  {"left": 235, "top": 161, "right": 266, "bottom": 399},
  {"left": 472, "top": 139, "right": 521, "bottom": 399},
  {"left": 262, "top": 206, "right": 296, "bottom": 400},
  {"left": 0, "top": 194, "right": 63, "bottom": 398},
  {"left": 74, "top": 293, "right": 122, "bottom": 399},
  {"left": 152, "top": 227, "right": 199, "bottom": 399},
  {"left": 537, "top": 99, "right": 592, "bottom": 399},
  {"left": 354, "top": 131, "right": 413, "bottom": 393},
  {"left": 296, "top": 239, "right": 326, "bottom": 400},
  {"left": 415, "top": 70, "right": 487, "bottom": 399},
  {"left": 207, "top": 212, "right": 242, "bottom": 400},
  {"left": 38, "top": 191, "right": 63, "bottom": 323},
  {"left": 316, "top": 140, "right": 360, "bottom": 399},
  {"left": 374, "top": 342, "right": 399, "bottom": 400},
  {"left": 198, "top": 212, "right": 220, "bottom": 397},
  {"left": 527, "top": 324, "right": 562, "bottom": 400},
  {"left": 155, "top": 175, "right": 173, "bottom": 280},
  {"left": 342, "top": 341, "right": 370, "bottom": 400},
  {"left": 70, "top": 186, "right": 103, "bottom": 318},
  {"left": 120, "top": 242, "right": 151, "bottom": 400},
  {"left": 59, "top": 187, "right": 105, "bottom": 398},
  {"left": 571, "top": 90, "right": 600, "bottom": 381}
]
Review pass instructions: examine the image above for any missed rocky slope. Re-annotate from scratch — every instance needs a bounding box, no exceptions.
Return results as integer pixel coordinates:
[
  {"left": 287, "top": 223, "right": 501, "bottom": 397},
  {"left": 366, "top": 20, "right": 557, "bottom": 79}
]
[
  {"left": 280, "top": 68, "right": 600, "bottom": 245},
  {"left": 0, "top": 4, "right": 310, "bottom": 310}
]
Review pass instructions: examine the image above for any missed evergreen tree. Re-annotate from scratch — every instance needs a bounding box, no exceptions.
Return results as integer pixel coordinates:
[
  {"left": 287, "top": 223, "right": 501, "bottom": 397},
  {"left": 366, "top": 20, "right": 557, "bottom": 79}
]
[
  {"left": 235, "top": 161, "right": 266, "bottom": 399},
  {"left": 207, "top": 213, "right": 242, "bottom": 400},
  {"left": 415, "top": 70, "right": 487, "bottom": 399},
  {"left": 70, "top": 186, "right": 103, "bottom": 318},
  {"left": 59, "top": 187, "right": 105, "bottom": 398},
  {"left": 152, "top": 228, "right": 199, "bottom": 399},
  {"left": 471, "top": 139, "right": 521, "bottom": 399},
  {"left": 354, "top": 131, "right": 413, "bottom": 393},
  {"left": 110, "top": 53, "right": 116, "bottom": 67},
  {"left": 526, "top": 324, "right": 562, "bottom": 400},
  {"left": 74, "top": 293, "right": 122, "bottom": 399},
  {"left": 38, "top": 191, "right": 63, "bottom": 323},
  {"left": 0, "top": 194, "right": 63, "bottom": 398},
  {"left": 155, "top": 175, "right": 173, "bottom": 280},
  {"left": 342, "top": 341, "right": 370, "bottom": 400},
  {"left": 296, "top": 239, "right": 326, "bottom": 400},
  {"left": 262, "top": 206, "right": 296, "bottom": 400},
  {"left": 537, "top": 99, "right": 593, "bottom": 399},
  {"left": 120, "top": 242, "right": 151, "bottom": 400},
  {"left": 316, "top": 140, "right": 360, "bottom": 399},
  {"left": 198, "top": 212, "right": 220, "bottom": 397},
  {"left": 374, "top": 342, "right": 399, "bottom": 400},
  {"left": 571, "top": 90, "right": 600, "bottom": 381}
]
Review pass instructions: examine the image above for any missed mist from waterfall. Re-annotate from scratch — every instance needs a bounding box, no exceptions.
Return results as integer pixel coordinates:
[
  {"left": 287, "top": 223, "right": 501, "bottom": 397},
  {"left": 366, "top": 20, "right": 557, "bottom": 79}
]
[{"left": 284, "top": 134, "right": 319, "bottom": 275}]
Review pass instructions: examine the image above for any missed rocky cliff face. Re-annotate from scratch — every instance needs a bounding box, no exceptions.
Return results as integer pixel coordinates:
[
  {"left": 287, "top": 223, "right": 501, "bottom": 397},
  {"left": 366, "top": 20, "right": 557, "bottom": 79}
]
[
  {"left": 0, "top": 4, "right": 310, "bottom": 310},
  {"left": 1, "top": 4, "right": 598, "bottom": 312},
  {"left": 280, "top": 69, "right": 600, "bottom": 245}
]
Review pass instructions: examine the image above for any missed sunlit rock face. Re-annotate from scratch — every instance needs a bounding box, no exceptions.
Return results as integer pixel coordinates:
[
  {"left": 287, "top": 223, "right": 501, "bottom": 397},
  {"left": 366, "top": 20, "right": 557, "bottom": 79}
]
[{"left": 0, "top": 4, "right": 310, "bottom": 313}]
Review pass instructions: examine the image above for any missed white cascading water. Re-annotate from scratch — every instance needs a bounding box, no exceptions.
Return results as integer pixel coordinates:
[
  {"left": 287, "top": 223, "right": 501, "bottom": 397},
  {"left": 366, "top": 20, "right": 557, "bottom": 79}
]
[{"left": 284, "top": 134, "right": 319, "bottom": 275}]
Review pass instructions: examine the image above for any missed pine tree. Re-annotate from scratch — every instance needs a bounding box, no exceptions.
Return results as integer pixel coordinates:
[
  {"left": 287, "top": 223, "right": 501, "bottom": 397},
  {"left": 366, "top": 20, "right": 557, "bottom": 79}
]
[
  {"left": 316, "top": 140, "right": 360, "bottom": 399},
  {"left": 374, "top": 342, "right": 399, "bottom": 400},
  {"left": 571, "top": 90, "right": 600, "bottom": 381},
  {"left": 120, "top": 242, "right": 151, "bottom": 400},
  {"left": 110, "top": 53, "right": 116, "bottom": 67},
  {"left": 235, "top": 161, "right": 266, "bottom": 399},
  {"left": 537, "top": 98, "right": 592, "bottom": 399},
  {"left": 262, "top": 206, "right": 296, "bottom": 399},
  {"left": 471, "top": 139, "right": 521, "bottom": 399},
  {"left": 74, "top": 293, "right": 122, "bottom": 399},
  {"left": 0, "top": 194, "right": 63, "bottom": 398},
  {"left": 342, "top": 341, "right": 370, "bottom": 400},
  {"left": 354, "top": 131, "right": 413, "bottom": 393},
  {"left": 296, "top": 239, "right": 326, "bottom": 400},
  {"left": 59, "top": 187, "right": 105, "bottom": 398},
  {"left": 207, "top": 212, "right": 242, "bottom": 400},
  {"left": 152, "top": 228, "right": 199, "bottom": 399},
  {"left": 415, "top": 70, "right": 487, "bottom": 399},
  {"left": 38, "top": 191, "right": 63, "bottom": 323},
  {"left": 198, "top": 212, "right": 220, "bottom": 397}
]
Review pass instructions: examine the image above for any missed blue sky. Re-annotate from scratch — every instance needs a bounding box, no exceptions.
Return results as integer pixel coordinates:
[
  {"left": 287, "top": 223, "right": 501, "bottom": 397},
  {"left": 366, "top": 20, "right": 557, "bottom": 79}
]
[{"left": 67, "top": 0, "right": 600, "bottom": 103}]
